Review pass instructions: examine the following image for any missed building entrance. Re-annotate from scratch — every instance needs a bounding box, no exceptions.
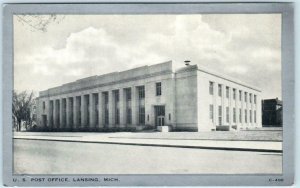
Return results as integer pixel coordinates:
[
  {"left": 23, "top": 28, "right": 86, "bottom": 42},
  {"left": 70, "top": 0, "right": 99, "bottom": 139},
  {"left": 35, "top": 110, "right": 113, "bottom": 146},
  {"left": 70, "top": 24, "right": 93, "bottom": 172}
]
[
  {"left": 42, "top": 115, "right": 47, "bottom": 127},
  {"left": 154, "top": 105, "right": 165, "bottom": 127}
]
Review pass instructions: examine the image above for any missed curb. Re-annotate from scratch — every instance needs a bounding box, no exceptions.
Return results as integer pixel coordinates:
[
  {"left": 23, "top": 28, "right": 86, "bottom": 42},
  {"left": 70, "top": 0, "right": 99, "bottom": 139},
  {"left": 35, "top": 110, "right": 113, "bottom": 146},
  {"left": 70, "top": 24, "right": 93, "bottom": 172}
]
[{"left": 14, "top": 137, "right": 282, "bottom": 153}]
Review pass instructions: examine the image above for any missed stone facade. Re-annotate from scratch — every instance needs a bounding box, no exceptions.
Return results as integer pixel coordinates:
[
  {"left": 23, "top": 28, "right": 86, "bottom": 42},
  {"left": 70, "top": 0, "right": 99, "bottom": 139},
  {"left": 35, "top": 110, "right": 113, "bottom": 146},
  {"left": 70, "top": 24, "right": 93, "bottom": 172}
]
[{"left": 36, "top": 61, "right": 262, "bottom": 132}]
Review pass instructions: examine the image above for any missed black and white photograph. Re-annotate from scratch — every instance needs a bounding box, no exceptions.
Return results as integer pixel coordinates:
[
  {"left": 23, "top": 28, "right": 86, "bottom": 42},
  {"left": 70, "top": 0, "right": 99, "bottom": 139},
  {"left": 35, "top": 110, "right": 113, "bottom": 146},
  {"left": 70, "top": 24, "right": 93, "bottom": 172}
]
[{"left": 2, "top": 2, "right": 295, "bottom": 187}]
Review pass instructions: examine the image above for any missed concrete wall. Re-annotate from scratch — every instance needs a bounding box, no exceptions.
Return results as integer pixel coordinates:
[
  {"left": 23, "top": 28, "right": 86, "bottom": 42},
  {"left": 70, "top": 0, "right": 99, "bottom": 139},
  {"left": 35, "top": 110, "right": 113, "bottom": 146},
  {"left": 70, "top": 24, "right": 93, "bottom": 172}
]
[
  {"left": 197, "top": 67, "right": 262, "bottom": 131},
  {"left": 36, "top": 61, "right": 174, "bottom": 130},
  {"left": 36, "top": 61, "right": 262, "bottom": 132},
  {"left": 174, "top": 66, "right": 198, "bottom": 131}
]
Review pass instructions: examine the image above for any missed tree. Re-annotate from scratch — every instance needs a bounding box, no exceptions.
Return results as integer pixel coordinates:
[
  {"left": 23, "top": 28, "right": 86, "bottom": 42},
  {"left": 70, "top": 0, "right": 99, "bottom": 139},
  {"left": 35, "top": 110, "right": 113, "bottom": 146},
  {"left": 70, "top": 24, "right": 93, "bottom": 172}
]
[{"left": 12, "top": 90, "right": 34, "bottom": 131}]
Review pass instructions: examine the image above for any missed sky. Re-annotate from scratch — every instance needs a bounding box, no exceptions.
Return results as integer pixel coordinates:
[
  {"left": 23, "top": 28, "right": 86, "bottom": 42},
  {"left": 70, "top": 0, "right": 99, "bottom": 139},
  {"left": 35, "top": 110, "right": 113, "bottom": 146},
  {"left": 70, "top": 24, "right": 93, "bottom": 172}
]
[{"left": 13, "top": 14, "right": 281, "bottom": 99}]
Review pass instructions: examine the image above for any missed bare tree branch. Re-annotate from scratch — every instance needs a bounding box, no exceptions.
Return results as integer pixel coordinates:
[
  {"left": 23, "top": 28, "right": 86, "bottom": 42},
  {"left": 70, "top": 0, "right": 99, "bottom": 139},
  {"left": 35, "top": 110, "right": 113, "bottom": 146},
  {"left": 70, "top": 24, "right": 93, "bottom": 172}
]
[{"left": 16, "top": 15, "right": 65, "bottom": 32}]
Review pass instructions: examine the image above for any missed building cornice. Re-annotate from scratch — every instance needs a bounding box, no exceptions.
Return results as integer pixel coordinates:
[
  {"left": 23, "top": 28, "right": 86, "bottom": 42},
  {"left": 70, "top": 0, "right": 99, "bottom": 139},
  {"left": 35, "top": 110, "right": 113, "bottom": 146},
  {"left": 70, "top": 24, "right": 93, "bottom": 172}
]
[{"left": 39, "top": 70, "right": 173, "bottom": 98}]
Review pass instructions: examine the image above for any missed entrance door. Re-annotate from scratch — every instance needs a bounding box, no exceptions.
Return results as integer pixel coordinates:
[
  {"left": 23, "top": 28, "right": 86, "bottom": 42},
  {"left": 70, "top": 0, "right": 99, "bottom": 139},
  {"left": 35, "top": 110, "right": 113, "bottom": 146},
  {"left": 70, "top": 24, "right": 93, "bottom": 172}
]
[
  {"left": 157, "top": 116, "right": 165, "bottom": 126},
  {"left": 42, "top": 115, "right": 47, "bottom": 127},
  {"left": 154, "top": 105, "right": 165, "bottom": 127}
]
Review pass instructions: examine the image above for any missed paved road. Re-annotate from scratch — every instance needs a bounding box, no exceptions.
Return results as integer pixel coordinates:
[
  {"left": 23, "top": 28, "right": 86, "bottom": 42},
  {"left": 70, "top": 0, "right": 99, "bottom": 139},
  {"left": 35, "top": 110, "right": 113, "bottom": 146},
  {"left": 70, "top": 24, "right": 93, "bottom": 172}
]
[{"left": 14, "top": 139, "right": 282, "bottom": 174}]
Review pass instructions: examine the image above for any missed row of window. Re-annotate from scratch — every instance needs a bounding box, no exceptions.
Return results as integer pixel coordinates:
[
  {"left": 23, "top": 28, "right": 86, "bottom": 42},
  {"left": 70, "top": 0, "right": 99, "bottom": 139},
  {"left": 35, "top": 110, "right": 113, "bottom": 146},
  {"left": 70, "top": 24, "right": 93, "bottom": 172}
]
[
  {"left": 209, "top": 104, "right": 257, "bottom": 125},
  {"left": 209, "top": 81, "right": 257, "bottom": 104}
]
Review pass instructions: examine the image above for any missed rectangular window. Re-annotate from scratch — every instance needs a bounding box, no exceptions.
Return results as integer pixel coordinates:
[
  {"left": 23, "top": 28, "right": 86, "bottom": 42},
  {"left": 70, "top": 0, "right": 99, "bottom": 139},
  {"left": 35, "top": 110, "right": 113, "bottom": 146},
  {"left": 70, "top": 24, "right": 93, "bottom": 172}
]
[
  {"left": 239, "top": 108, "right": 242, "bottom": 123},
  {"left": 233, "top": 89, "right": 236, "bottom": 100},
  {"left": 245, "top": 109, "right": 247, "bottom": 123},
  {"left": 126, "top": 108, "right": 132, "bottom": 124},
  {"left": 249, "top": 94, "right": 252, "bottom": 103},
  {"left": 209, "top": 104, "right": 214, "bottom": 122},
  {"left": 226, "top": 107, "right": 229, "bottom": 123},
  {"left": 218, "top": 106, "right": 222, "bottom": 125},
  {"left": 139, "top": 107, "right": 145, "bottom": 124},
  {"left": 42, "top": 101, "right": 45, "bottom": 111},
  {"left": 114, "top": 90, "right": 119, "bottom": 125},
  {"left": 125, "top": 88, "right": 131, "bottom": 101},
  {"left": 169, "top": 113, "right": 171, "bottom": 121},
  {"left": 233, "top": 108, "right": 236, "bottom": 123},
  {"left": 239, "top": 90, "right": 242, "bottom": 101},
  {"left": 254, "top": 95, "right": 257, "bottom": 104},
  {"left": 254, "top": 110, "right": 257, "bottom": 123},
  {"left": 105, "top": 109, "right": 109, "bottom": 125},
  {"left": 156, "top": 82, "right": 162, "bottom": 96},
  {"left": 209, "top": 81, "right": 214, "bottom": 95},
  {"left": 226, "top": 87, "right": 229, "bottom": 98},
  {"left": 250, "top": 110, "right": 252, "bottom": 123},
  {"left": 115, "top": 90, "right": 119, "bottom": 102},
  {"left": 245, "top": 92, "right": 247, "bottom": 102},
  {"left": 138, "top": 86, "right": 145, "bottom": 99},
  {"left": 218, "top": 84, "right": 222, "bottom": 97},
  {"left": 103, "top": 92, "right": 109, "bottom": 125}
]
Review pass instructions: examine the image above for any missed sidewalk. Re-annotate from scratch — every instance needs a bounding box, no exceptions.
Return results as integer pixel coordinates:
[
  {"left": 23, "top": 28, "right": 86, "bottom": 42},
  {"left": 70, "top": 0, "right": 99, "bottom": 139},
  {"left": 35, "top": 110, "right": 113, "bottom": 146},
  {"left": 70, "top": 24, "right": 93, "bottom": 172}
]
[{"left": 13, "top": 132, "right": 282, "bottom": 153}]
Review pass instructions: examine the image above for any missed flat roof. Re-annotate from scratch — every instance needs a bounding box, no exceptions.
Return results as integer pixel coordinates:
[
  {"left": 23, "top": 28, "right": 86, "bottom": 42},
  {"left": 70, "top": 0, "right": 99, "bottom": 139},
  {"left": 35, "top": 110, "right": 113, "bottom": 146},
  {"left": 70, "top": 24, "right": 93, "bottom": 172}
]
[
  {"left": 39, "top": 60, "right": 173, "bottom": 97},
  {"left": 176, "top": 63, "right": 261, "bottom": 92}
]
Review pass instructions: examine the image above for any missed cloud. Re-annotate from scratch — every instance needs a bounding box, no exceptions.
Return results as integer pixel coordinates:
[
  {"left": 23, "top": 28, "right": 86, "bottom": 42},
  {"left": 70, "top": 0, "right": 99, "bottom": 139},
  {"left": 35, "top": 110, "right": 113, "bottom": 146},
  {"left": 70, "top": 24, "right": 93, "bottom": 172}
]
[{"left": 14, "top": 14, "right": 281, "bottom": 99}]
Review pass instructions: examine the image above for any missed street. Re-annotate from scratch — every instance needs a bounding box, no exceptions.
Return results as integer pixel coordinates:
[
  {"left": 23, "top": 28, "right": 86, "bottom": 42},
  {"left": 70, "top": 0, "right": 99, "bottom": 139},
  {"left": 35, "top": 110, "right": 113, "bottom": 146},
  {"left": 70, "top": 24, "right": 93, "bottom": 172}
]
[{"left": 14, "top": 139, "right": 282, "bottom": 174}]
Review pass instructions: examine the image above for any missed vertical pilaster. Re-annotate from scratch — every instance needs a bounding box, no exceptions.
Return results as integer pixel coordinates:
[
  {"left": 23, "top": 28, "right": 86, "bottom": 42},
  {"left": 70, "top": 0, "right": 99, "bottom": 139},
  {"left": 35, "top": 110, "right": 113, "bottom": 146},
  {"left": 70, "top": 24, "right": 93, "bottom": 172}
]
[
  {"left": 257, "top": 94, "right": 262, "bottom": 127},
  {"left": 98, "top": 93, "right": 104, "bottom": 128},
  {"left": 47, "top": 100, "right": 52, "bottom": 128},
  {"left": 73, "top": 96, "right": 78, "bottom": 128},
  {"left": 81, "top": 95, "right": 85, "bottom": 128},
  {"left": 66, "top": 98, "right": 70, "bottom": 129},
  {"left": 90, "top": 93, "right": 95, "bottom": 128},
  {"left": 53, "top": 100, "right": 57, "bottom": 128},
  {"left": 108, "top": 91, "right": 114, "bottom": 127},
  {"left": 221, "top": 85, "right": 225, "bottom": 126},
  {"left": 59, "top": 98, "right": 64, "bottom": 128},
  {"left": 119, "top": 89, "right": 125, "bottom": 128},
  {"left": 241, "top": 91, "right": 244, "bottom": 126}
]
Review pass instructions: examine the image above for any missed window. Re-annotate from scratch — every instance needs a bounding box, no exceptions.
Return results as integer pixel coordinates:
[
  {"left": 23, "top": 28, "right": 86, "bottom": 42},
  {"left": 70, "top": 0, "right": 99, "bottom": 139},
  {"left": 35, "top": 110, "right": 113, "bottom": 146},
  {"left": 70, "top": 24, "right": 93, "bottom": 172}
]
[
  {"left": 233, "top": 108, "right": 236, "bottom": 123},
  {"left": 209, "top": 81, "right": 214, "bottom": 95},
  {"left": 249, "top": 94, "right": 252, "bottom": 103},
  {"left": 115, "top": 91, "right": 119, "bottom": 102},
  {"left": 169, "top": 113, "right": 171, "bottom": 121},
  {"left": 244, "top": 92, "right": 247, "bottom": 102},
  {"left": 126, "top": 109, "right": 132, "bottom": 124},
  {"left": 245, "top": 109, "right": 247, "bottom": 123},
  {"left": 226, "top": 107, "right": 229, "bottom": 123},
  {"left": 239, "top": 90, "right": 242, "bottom": 101},
  {"left": 125, "top": 88, "right": 131, "bottom": 101},
  {"left": 103, "top": 92, "right": 109, "bottom": 125},
  {"left": 209, "top": 104, "right": 214, "bottom": 122},
  {"left": 115, "top": 109, "right": 120, "bottom": 124},
  {"left": 226, "top": 87, "right": 229, "bottom": 98},
  {"left": 254, "top": 110, "right": 257, "bottom": 123},
  {"left": 138, "top": 86, "right": 145, "bottom": 99},
  {"left": 114, "top": 90, "right": 119, "bottom": 125},
  {"left": 254, "top": 95, "right": 257, "bottom": 104},
  {"left": 218, "top": 106, "right": 222, "bottom": 125},
  {"left": 233, "top": 89, "right": 236, "bottom": 100},
  {"left": 156, "top": 82, "right": 162, "bottom": 96},
  {"left": 42, "top": 102, "right": 45, "bottom": 112},
  {"left": 239, "top": 108, "right": 242, "bottom": 123},
  {"left": 218, "top": 84, "right": 222, "bottom": 97},
  {"left": 250, "top": 110, "right": 252, "bottom": 123},
  {"left": 139, "top": 107, "right": 145, "bottom": 124},
  {"left": 148, "top": 115, "right": 150, "bottom": 121},
  {"left": 105, "top": 109, "right": 109, "bottom": 125}
]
